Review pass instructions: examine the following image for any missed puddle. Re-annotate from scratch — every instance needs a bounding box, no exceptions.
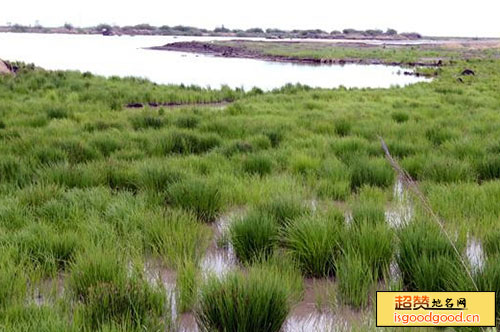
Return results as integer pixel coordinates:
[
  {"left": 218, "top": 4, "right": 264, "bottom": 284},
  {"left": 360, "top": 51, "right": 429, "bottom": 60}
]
[
  {"left": 200, "top": 211, "right": 240, "bottom": 279},
  {"left": 28, "top": 276, "right": 65, "bottom": 307},
  {"left": 344, "top": 211, "right": 353, "bottom": 225},
  {"left": 285, "top": 311, "right": 347, "bottom": 332},
  {"left": 386, "top": 177, "right": 413, "bottom": 228},
  {"left": 144, "top": 260, "right": 178, "bottom": 322},
  {"left": 466, "top": 236, "right": 485, "bottom": 271}
]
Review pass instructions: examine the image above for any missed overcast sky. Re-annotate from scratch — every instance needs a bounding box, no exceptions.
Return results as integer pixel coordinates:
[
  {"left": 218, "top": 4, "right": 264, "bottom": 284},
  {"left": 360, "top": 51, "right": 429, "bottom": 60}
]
[{"left": 1, "top": 0, "right": 499, "bottom": 37}]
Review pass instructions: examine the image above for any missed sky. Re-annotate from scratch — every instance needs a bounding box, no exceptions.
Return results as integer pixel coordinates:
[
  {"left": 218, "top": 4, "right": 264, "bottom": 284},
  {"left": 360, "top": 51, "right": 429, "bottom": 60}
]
[{"left": 1, "top": 0, "right": 499, "bottom": 38}]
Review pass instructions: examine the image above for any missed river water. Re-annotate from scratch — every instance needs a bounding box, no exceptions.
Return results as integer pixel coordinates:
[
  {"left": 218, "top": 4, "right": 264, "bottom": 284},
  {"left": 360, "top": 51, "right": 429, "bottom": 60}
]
[{"left": 0, "top": 33, "right": 430, "bottom": 90}]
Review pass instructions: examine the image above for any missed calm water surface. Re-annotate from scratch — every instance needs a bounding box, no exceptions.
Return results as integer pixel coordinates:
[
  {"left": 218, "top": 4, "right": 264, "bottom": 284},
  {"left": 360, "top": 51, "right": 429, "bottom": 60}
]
[{"left": 0, "top": 33, "right": 430, "bottom": 90}]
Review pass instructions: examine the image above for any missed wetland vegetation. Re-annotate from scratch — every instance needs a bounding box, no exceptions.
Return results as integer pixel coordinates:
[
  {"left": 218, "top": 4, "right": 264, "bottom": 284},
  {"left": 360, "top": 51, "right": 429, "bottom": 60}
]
[{"left": 1, "top": 41, "right": 500, "bottom": 331}]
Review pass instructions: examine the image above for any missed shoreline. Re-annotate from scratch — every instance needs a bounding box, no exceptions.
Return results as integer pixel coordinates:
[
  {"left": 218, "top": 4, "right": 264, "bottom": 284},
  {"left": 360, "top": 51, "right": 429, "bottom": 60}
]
[{"left": 149, "top": 41, "right": 443, "bottom": 70}]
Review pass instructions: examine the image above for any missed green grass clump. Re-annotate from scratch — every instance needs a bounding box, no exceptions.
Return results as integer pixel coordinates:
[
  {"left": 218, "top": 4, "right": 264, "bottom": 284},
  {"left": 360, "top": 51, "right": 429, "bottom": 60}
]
[
  {"left": 0, "top": 253, "right": 27, "bottom": 309},
  {"left": 68, "top": 249, "right": 127, "bottom": 301},
  {"left": 283, "top": 210, "right": 344, "bottom": 277},
  {"left": 196, "top": 266, "right": 292, "bottom": 332},
  {"left": 336, "top": 250, "right": 374, "bottom": 309},
  {"left": 350, "top": 157, "right": 394, "bottom": 191},
  {"left": 130, "top": 113, "right": 165, "bottom": 130},
  {"left": 166, "top": 179, "right": 223, "bottom": 222},
  {"left": 397, "top": 220, "right": 471, "bottom": 291},
  {"left": 143, "top": 209, "right": 211, "bottom": 266},
  {"left": 230, "top": 210, "right": 278, "bottom": 263},
  {"left": 12, "top": 224, "right": 79, "bottom": 275},
  {"left": 476, "top": 256, "right": 500, "bottom": 319},
  {"left": 351, "top": 201, "right": 386, "bottom": 226},
  {"left": 476, "top": 156, "right": 500, "bottom": 181},
  {"left": 176, "top": 259, "right": 200, "bottom": 313},
  {"left": 391, "top": 111, "right": 409, "bottom": 123},
  {"left": 69, "top": 249, "right": 166, "bottom": 330},
  {"left": 333, "top": 118, "right": 352, "bottom": 136},
  {"left": 259, "top": 195, "right": 310, "bottom": 225},
  {"left": 0, "top": 156, "right": 28, "bottom": 185},
  {"left": 242, "top": 154, "right": 273, "bottom": 176},
  {"left": 158, "top": 130, "right": 221, "bottom": 155},
  {"left": 348, "top": 221, "right": 394, "bottom": 279},
  {"left": 136, "top": 162, "right": 183, "bottom": 192},
  {"left": 79, "top": 276, "right": 166, "bottom": 330}
]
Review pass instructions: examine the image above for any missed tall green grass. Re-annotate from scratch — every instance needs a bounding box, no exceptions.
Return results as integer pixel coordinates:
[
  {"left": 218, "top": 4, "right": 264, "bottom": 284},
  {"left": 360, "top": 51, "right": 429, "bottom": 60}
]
[
  {"left": 283, "top": 209, "right": 345, "bottom": 277},
  {"left": 230, "top": 210, "right": 278, "bottom": 263},
  {"left": 196, "top": 265, "right": 292, "bottom": 332},
  {"left": 166, "top": 179, "right": 223, "bottom": 222}
]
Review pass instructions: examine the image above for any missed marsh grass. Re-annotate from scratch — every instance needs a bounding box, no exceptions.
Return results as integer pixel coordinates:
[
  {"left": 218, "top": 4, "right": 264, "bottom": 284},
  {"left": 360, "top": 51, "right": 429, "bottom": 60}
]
[
  {"left": 348, "top": 221, "right": 394, "bottom": 279},
  {"left": 283, "top": 210, "right": 344, "bottom": 277},
  {"left": 349, "top": 157, "right": 393, "bottom": 191},
  {"left": 166, "top": 179, "right": 223, "bottom": 222},
  {"left": 68, "top": 248, "right": 167, "bottom": 329},
  {"left": 258, "top": 195, "right": 310, "bottom": 226},
  {"left": 336, "top": 250, "right": 374, "bottom": 309},
  {"left": 176, "top": 259, "right": 199, "bottom": 313},
  {"left": 397, "top": 220, "right": 471, "bottom": 291},
  {"left": 195, "top": 266, "right": 292, "bottom": 332},
  {"left": 11, "top": 224, "right": 79, "bottom": 275},
  {"left": 242, "top": 153, "right": 273, "bottom": 176},
  {"left": 230, "top": 210, "right": 278, "bottom": 263},
  {"left": 143, "top": 209, "right": 211, "bottom": 266}
]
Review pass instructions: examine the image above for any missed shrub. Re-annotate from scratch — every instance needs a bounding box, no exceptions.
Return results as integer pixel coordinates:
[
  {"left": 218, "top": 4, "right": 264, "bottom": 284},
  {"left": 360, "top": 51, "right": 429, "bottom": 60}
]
[
  {"left": 196, "top": 266, "right": 291, "bottom": 332},
  {"left": 230, "top": 210, "right": 278, "bottom": 263},
  {"left": 283, "top": 210, "right": 344, "bottom": 277},
  {"left": 242, "top": 154, "right": 273, "bottom": 176},
  {"left": 166, "top": 179, "right": 222, "bottom": 222}
]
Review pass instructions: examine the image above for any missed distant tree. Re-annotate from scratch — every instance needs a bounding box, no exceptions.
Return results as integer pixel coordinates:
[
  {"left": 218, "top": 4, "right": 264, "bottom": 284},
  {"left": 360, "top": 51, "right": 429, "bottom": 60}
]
[
  {"left": 133, "top": 24, "right": 156, "bottom": 31},
  {"left": 12, "top": 24, "right": 27, "bottom": 32},
  {"left": 364, "top": 29, "right": 383, "bottom": 36},
  {"left": 246, "top": 28, "right": 264, "bottom": 34},
  {"left": 214, "top": 25, "right": 230, "bottom": 33},
  {"left": 64, "top": 23, "right": 74, "bottom": 30},
  {"left": 96, "top": 24, "right": 112, "bottom": 32},
  {"left": 330, "top": 30, "right": 341, "bottom": 35},
  {"left": 386, "top": 28, "right": 398, "bottom": 35},
  {"left": 342, "top": 28, "right": 360, "bottom": 35},
  {"left": 401, "top": 32, "right": 422, "bottom": 39},
  {"left": 266, "top": 28, "right": 286, "bottom": 34}
]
